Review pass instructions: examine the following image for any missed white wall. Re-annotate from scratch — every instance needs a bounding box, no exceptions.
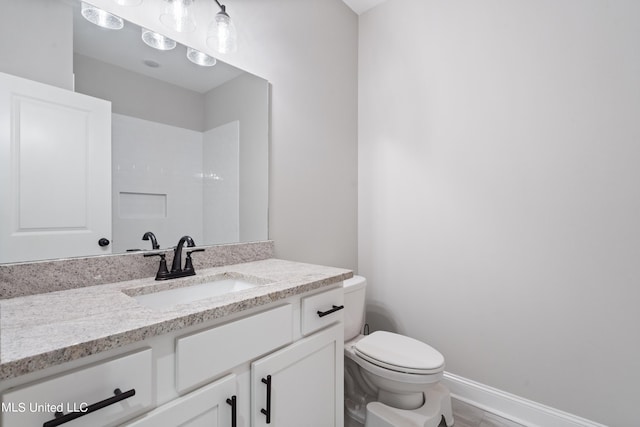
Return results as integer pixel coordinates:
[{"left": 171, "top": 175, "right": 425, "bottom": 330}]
[
  {"left": 112, "top": 114, "right": 204, "bottom": 252},
  {"left": 74, "top": 54, "right": 205, "bottom": 132},
  {"left": 205, "top": 74, "right": 269, "bottom": 243},
  {"left": 0, "top": 0, "right": 73, "bottom": 90},
  {"left": 203, "top": 121, "right": 240, "bottom": 244},
  {"left": 87, "top": 0, "right": 359, "bottom": 271},
  {"left": 216, "top": 0, "right": 358, "bottom": 269},
  {"left": 358, "top": 1, "right": 640, "bottom": 425}
]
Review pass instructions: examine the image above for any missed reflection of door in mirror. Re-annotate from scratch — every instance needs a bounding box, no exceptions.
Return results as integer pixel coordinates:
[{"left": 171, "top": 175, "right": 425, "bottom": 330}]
[{"left": 0, "top": 72, "right": 112, "bottom": 263}]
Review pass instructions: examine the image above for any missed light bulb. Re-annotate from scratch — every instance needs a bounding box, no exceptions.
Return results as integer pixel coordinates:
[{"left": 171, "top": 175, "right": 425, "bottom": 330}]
[
  {"left": 141, "top": 28, "right": 176, "bottom": 50},
  {"left": 206, "top": 9, "right": 237, "bottom": 54},
  {"left": 186, "top": 48, "right": 217, "bottom": 67},
  {"left": 160, "top": 0, "right": 196, "bottom": 33},
  {"left": 81, "top": 2, "right": 124, "bottom": 30}
]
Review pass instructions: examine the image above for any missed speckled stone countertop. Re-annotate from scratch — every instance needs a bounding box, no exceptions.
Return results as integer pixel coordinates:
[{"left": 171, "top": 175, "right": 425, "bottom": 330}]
[{"left": 0, "top": 258, "right": 352, "bottom": 380}]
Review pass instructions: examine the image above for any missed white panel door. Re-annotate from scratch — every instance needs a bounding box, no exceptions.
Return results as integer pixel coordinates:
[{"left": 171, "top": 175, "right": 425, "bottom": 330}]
[
  {"left": 0, "top": 71, "right": 111, "bottom": 263},
  {"left": 251, "top": 324, "right": 344, "bottom": 427}
]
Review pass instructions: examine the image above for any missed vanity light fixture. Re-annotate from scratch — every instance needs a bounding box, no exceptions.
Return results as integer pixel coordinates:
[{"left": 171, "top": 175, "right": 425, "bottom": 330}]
[
  {"left": 207, "top": 0, "right": 238, "bottom": 54},
  {"left": 186, "top": 47, "right": 217, "bottom": 67},
  {"left": 160, "top": 0, "right": 196, "bottom": 33},
  {"left": 141, "top": 28, "right": 177, "bottom": 50},
  {"left": 81, "top": 2, "right": 124, "bottom": 29},
  {"left": 83, "top": 0, "right": 231, "bottom": 67}
]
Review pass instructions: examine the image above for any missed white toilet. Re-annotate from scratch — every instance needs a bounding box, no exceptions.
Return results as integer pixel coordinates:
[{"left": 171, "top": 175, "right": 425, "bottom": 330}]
[{"left": 343, "top": 276, "right": 454, "bottom": 427}]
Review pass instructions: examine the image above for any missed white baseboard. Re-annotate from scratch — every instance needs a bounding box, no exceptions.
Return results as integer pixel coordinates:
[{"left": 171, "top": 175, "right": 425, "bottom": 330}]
[{"left": 442, "top": 372, "right": 608, "bottom": 427}]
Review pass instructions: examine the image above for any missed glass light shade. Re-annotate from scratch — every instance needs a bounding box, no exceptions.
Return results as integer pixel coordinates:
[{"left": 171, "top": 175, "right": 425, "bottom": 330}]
[
  {"left": 113, "top": 0, "right": 143, "bottom": 5},
  {"left": 141, "top": 28, "right": 176, "bottom": 50},
  {"left": 81, "top": 2, "right": 124, "bottom": 30},
  {"left": 186, "top": 48, "right": 217, "bottom": 67},
  {"left": 160, "top": 0, "right": 196, "bottom": 33},
  {"left": 206, "top": 10, "right": 237, "bottom": 54}
]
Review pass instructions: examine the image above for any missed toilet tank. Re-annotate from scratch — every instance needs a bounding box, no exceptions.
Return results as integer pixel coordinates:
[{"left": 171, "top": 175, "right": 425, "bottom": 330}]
[{"left": 343, "top": 275, "right": 367, "bottom": 341}]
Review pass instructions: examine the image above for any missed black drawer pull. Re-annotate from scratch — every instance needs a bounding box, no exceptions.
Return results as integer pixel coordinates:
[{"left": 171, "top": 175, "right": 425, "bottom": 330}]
[
  {"left": 260, "top": 375, "right": 272, "bottom": 424},
  {"left": 317, "top": 305, "right": 344, "bottom": 318},
  {"left": 42, "top": 388, "right": 135, "bottom": 427},
  {"left": 226, "top": 395, "right": 237, "bottom": 427}
]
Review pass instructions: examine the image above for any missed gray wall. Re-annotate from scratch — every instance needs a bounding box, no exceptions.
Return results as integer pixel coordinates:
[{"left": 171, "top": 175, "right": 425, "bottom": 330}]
[
  {"left": 227, "top": 0, "right": 359, "bottom": 270},
  {"left": 74, "top": 54, "right": 205, "bottom": 132},
  {"left": 0, "top": 0, "right": 73, "bottom": 90},
  {"left": 358, "top": 1, "right": 640, "bottom": 425},
  {"left": 205, "top": 73, "right": 269, "bottom": 243}
]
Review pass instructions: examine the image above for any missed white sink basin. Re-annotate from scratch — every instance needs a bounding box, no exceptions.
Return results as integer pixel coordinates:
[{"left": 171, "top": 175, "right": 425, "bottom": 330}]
[{"left": 132, "top": 278, "right": 258, "bottom": 310}]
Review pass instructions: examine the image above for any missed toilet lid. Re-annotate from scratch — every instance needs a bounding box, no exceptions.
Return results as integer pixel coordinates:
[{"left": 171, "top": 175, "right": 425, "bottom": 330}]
[{"left": 354, "top": 331, "right": 445, "bottom": 374}]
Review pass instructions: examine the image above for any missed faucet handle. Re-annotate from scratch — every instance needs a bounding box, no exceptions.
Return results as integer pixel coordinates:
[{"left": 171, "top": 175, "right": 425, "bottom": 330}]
[
  {"left": 186, "top": 248, "right": 205, "bottom": 254},
  {"left": 144, "top": 252, "right": 170, "bottom": 280},
  {"left": 184, "top": 249, "right": 205, "bottom": 273}
]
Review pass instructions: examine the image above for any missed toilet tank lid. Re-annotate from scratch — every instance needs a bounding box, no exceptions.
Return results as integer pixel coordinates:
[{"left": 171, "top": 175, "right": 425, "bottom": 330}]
[
  {"left": 343, "top": 275, "right": 366, "bottom": 291},
  {"left": 354, "top": 331, "right": 445, "bottom": 372}
]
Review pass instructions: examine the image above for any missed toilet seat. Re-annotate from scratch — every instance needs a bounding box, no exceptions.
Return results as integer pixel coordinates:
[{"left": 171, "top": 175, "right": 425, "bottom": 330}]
[{"left": 354, "top": 331, "right": 445, "bottom": 375}]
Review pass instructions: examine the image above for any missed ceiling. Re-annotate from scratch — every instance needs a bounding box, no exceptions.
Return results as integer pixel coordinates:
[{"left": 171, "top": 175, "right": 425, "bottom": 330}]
[{"left": 341, "top": 0, "right": 388, "bottom": 15}]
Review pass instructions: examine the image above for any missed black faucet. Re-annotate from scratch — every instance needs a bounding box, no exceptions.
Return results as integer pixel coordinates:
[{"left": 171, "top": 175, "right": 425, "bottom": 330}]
[
  {"left": 144, "top": 235, "right": 204, "bottom": 281},
  {"left": 142, "top": 231, "right": 160, "bottom": 250},
  {"left": 171, "top": 235, "right": 196, "bottom": 273}
]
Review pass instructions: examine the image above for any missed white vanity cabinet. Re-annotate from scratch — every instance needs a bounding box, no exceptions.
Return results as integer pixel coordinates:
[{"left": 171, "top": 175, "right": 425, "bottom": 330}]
[
  {"left": 0, "top": 284, "right": 345, "bottom": 427},
  {"left": 135, "top": 286, "right": 345, "bottom": 427},
  {"left": 0, "top": 71, "right": 112, "bottom": 263}
]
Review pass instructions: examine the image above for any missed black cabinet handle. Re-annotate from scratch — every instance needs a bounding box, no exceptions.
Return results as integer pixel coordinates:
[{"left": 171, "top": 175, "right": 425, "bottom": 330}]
[
  {"left": 98, "top": 238, "right": 110, "bottom": 247},
  {"left": 260, "top": 375, "right": 272, "bottom": 424},
  {"left": 226, "top": 395, "right": 237, "bottom": 427},
  {"left": 43, "top": 388, "right": 135, "bottom": 427},
  {"left": 317, "top": 305, "right": 344, "bottom": 318}
]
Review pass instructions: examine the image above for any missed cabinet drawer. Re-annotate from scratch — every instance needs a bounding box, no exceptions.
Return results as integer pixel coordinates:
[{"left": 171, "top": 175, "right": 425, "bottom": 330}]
[
  {"left": 125, "top": 374, "right": 236, "bottom": 427},
  {"left": 301, "top": 286, "right": 344, "bottom": 336},
  {"left": 176, "top": 304, "right": 293, "bottom": 393},
  {"left": 1, "top": 348, "right": 153, "bottom": 427}
]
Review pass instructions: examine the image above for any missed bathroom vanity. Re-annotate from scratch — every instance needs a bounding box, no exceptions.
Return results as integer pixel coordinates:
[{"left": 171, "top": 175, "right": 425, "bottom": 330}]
[{"left": 0, "top": 258, "right": 351, "bottom": 427}]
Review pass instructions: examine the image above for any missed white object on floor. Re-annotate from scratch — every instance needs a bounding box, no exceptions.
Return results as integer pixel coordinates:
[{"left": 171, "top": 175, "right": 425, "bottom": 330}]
[{"left": 366, "top": 384, "right": 452, "bottom": 427}]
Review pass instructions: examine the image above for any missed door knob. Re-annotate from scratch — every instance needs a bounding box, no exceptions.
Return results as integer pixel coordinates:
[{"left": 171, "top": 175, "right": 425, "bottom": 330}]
[{"left": 98, "top": 238, "right": 110, "bottom": 247}]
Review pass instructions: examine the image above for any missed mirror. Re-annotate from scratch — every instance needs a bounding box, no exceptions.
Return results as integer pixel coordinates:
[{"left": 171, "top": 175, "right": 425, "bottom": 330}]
[{"left": 1, "top": 0, "right": 269, "bottom": 263}]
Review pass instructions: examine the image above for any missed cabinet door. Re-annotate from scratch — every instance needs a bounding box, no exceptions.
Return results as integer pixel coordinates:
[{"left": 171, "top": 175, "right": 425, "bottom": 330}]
[
  {"left": 251, "top": 324, "right": 344, "bottom": 427},
  {"left": 0, "top": 71, "right": 111, "bottom": 263},
  {"left": 125, "top": 374, "right": 237, "bottom": 427}
]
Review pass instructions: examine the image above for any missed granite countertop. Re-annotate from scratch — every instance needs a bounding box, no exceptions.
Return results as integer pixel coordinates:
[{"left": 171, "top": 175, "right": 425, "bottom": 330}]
[{"left": 0, "top": 258, "right": 352, "bottom": 380}]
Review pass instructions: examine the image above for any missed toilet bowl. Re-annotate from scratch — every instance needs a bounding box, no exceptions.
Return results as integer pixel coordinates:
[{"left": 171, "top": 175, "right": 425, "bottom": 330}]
[{"left": 343, "top": 276, "right": 453, "bottom": 427}]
